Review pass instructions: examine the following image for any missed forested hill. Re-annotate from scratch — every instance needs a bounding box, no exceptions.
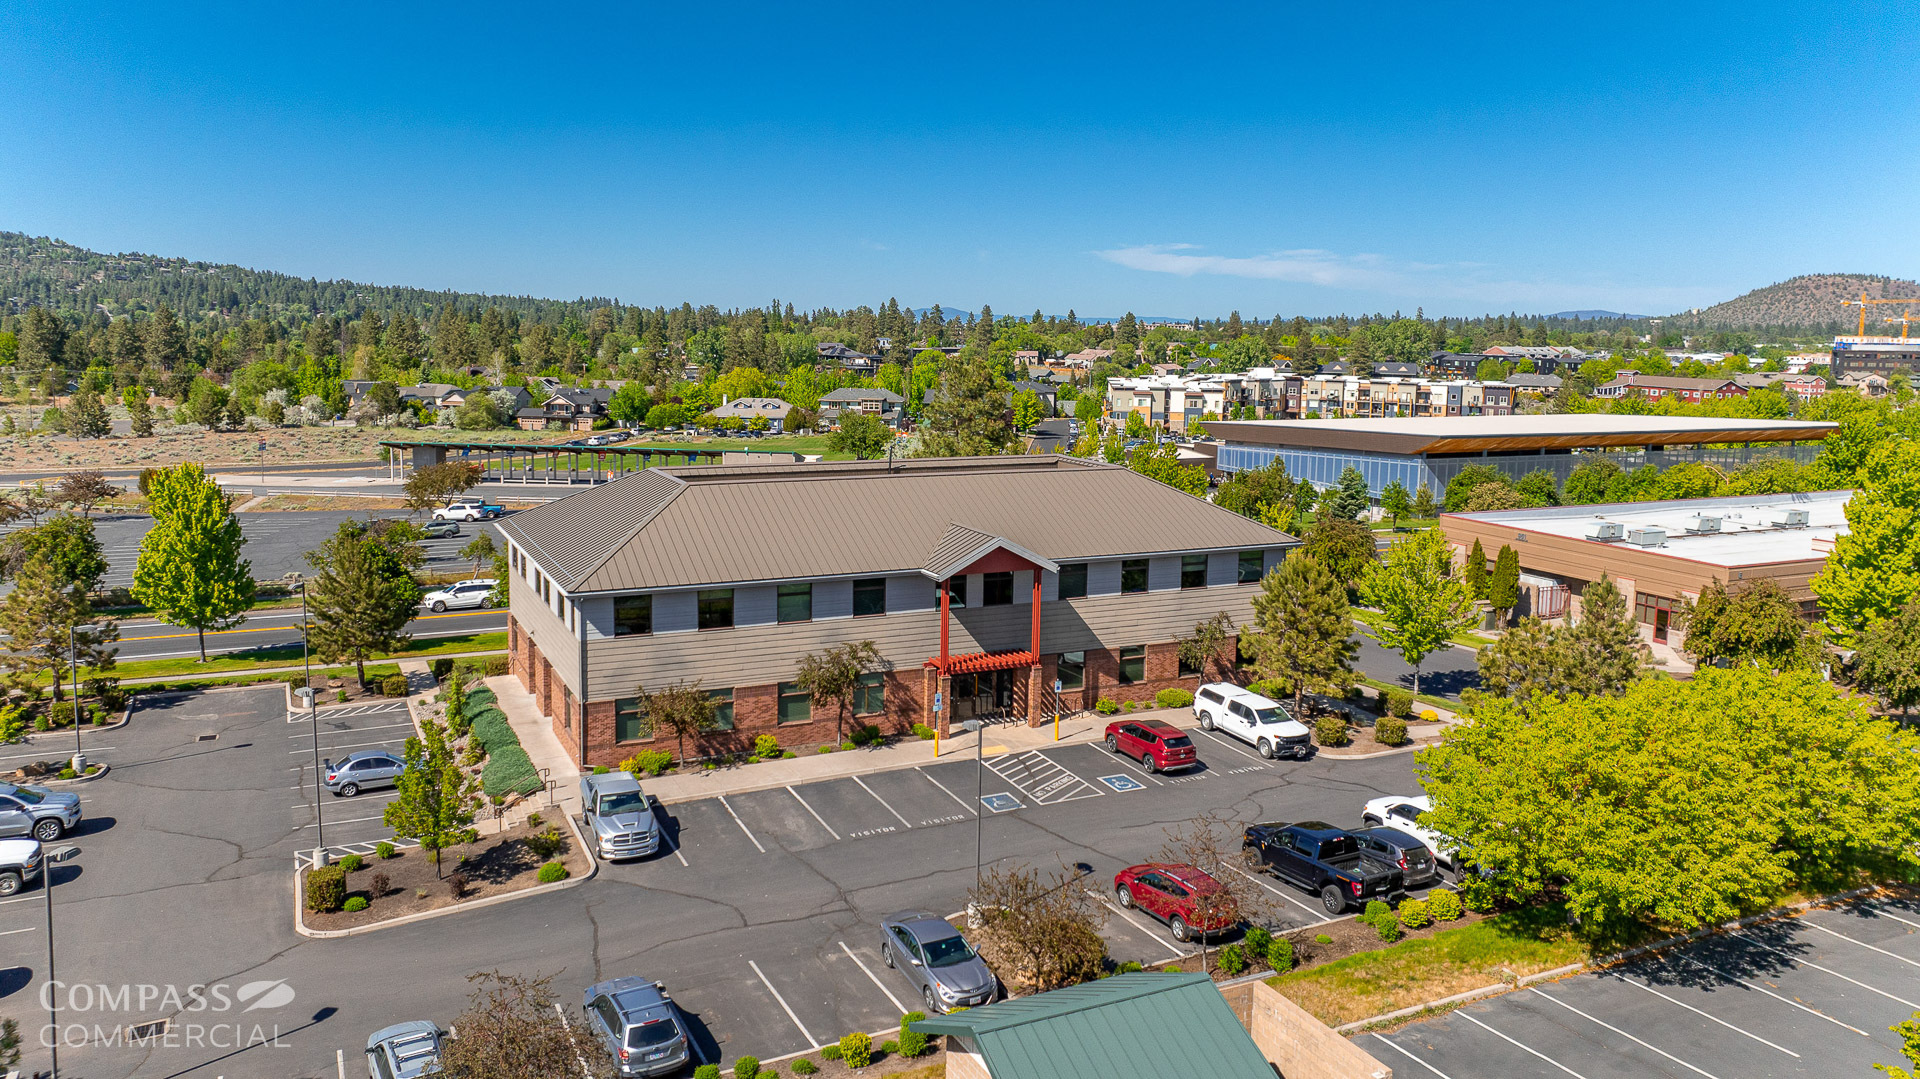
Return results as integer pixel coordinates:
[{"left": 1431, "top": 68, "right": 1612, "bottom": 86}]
[{"left": 1670, "top": 273, "right": 1920, "bottom": 334}]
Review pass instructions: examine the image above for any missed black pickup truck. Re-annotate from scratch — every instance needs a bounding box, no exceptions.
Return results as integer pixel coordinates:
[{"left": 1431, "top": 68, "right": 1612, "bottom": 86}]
[{"left": 1243, "top": 821, "right": 1404, "bottom": 914}]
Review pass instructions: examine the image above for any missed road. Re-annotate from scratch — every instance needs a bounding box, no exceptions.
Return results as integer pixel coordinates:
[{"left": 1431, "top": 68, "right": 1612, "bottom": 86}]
[
  {"left": 113, "top": 607, "right": 507, "bottom": 663},
  {"left": 1351, "top": 634, "right": 1481, "bottom": 701}
]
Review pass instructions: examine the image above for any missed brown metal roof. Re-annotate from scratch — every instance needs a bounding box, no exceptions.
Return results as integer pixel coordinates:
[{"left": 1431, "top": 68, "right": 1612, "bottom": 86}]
[
  {"left": 498, "top": 456, "right": 1294, "bottom": 592},
  {"left": 922, "top": 524, "right": 1059, "bottom": 580},
  {"left": 1204, "top": 415, "right": 1837, "bottom": 456}
]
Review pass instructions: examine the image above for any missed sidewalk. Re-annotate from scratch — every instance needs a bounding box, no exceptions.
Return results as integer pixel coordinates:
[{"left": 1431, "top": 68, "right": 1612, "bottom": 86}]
[{"left": 484, "top": 674, "right": 583, "bottom": 826}]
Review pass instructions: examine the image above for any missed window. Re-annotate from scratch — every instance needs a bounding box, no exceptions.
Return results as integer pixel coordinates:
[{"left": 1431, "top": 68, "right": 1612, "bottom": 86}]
[
  {"left": 614, "top": 697, "right": 650, "bottom": 742},
  {"left": 853, "top": 577, "right": 887, "bottom": 617},
  {"left": 697, "top": 589, "right": 734, "bottom": 630},
  {"left": 1057, "top": 651, "right": 1084, "bottom": 690},
  {"left": 1238, "top": 550, "right": 1265, "bottom": 584},
  {"left": 777, "top": 582, "right": 812, "bottom": 624},
  {"left": 1057, "top": 563, "right": 1087, "bottom": 600},
  {"left": 777, "top": 682, "right": 812, "bottom": 724},
  {"left": 853, "top": 671, "right": 884, "bottom": 715},
  {"left": 982, "top": 571, "right": 1013, "bottom": 606},
  {"left": 1181, "top": 553, "right": 1208, "bottom": 589},
  {"left": 1117, "top": 645, "right": 1146, "bottom": 684},
  {"left": 708, "top": 688, "right": 735, "bottom": 731},
  {"left": 614, "top": 595, "right": 651, "bottom": 637},
  {"left": 946, "top": 576, "right": 968, "bottom": 608},
  {"left": 1121, "top": 559, "right": 1149, "bottom": 594},
  {"left": 1179, "top": 648, "right": 1201, "bottom": 677}
]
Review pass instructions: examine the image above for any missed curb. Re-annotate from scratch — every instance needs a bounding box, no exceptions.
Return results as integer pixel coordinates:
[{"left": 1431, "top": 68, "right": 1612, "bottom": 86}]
[
  {"left": 293, "top": 809, "right": 599, "bottom": 939},
  {"left": 41, "top": 763, "right": 111, "bottom": 786}
]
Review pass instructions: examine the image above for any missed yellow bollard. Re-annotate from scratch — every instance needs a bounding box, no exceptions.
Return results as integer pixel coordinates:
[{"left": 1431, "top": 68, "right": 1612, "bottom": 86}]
[
  {"left": 934, "top": 729, "right": 939, "bottom": 758},
  {"left": 1054, "top": 712, "right": 1060, "bottom": 741}
]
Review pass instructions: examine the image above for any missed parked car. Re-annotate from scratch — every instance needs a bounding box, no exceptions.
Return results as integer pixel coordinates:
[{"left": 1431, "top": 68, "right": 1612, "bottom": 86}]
[
  {"left": 364, "top": 1020, "right": 443, "bottom": 1079},
  {"left": 1193, "top": 683, "right": 1312, "bottom": 759},
  {"left": 0, "top": 781, "right": 81, "bottom": 842},
  {"left": 1361, "top": 795, "right": 1458, "bottom": 868},
  {"left": 580, "top": 771, "right": 661, "bottom": 860},
  {"left": 582, "top": 976, "right": 692, "bottom": 1077},
  {"left": 879, "top": 911, "right": 998, "bottom": 1014},
  {"left": 1113, "top": 862, "right": 1239, "bottom": 942},
  {"left": 420, "top": 579, "right": 497, "bottom": 613},
  {"left": 1242, "top": 821, "right": 1403, "bottom": 914},
  {"left": 1352, "top": 826, "right": 1441, "bottom": 888},
  {"left": 0, "top": 837, "right": 43, "bottom": 897},
  {"left": 1103, "top": 719, "right": 1198, "bottom": 773},
  {"left": 420, "top": 519, "right": 461, "bottom": 539},
  {"left": 323, "top": 750, "right": 406, "bottom": 797},
  {"left": 434, "top": 497, "right": 503, "bottom": 521}
]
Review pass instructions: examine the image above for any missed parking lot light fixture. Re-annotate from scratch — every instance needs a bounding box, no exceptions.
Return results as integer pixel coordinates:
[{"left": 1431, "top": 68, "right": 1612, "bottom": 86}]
[
  {"left": 960, "top": 719, "right": 986, "bottom": 898},
  {"left": 43, "top": 843, "right": 79, "bottom": 1079},
  {"left": 296, "top": 576, "right": 325, "bottom": 854}
]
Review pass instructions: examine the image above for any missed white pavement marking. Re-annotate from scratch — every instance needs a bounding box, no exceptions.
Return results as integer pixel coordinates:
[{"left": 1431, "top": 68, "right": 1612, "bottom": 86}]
[
  {"left": 295, "top": 721, "right": 417, "bottom": 738},
  {"left": 291, "top": 738, "right": 405, "bottom": 754},
  {"left": 1087, "top": 889, "right": 1185, "bottom": 959},
  {"left": 291, "top": 792, "right": 398, "bottom": 809},
  {"left": 749, "top": 960, "right": 818, "bottom": 1048},
  {"left": 851, "top": 775, "right": 913, "bottom": 829},
  {"left": 1103, "top": 746, "right": 1165, "bottom": 784},
  {"left": 1607, "top": 972, "right": 1798, "bottom": 1057},
  {"left": 295, "top": 813, "right": 389, "bottom": 829},
  {"left": 1864, "top": 902, "right": 1920, "bottom": 930},
  {"left": 1194, "top": 727, "right": 1266, "bottom": 763},
  {"left": 988, "top": 749, "right": 1102, "bottom": 805},
  {"left": 787, "top": 786, "right": 841, "bottom": 841},
  {"left": 840, "top": 941, "right": 909, "bottom": 1013},
  {"left": 0, "top": 746, "right": 114, "bottom": 763},
  {"left": 1227, "top": 863, "right": 1326, "bottom": 919},
  {"left": 1527, "top": 986, "right": 1721, "bottom": 1079},
  {"left": 917, "top": 768, "right": 976, "bottom": 814},
  {"left": 1371, "top": 1034, "right": 1458, "bottom": 1079},
  {"left": 1457, "top": 1011, "right": 1590, "bottom": 1078},
  {"left": 336, "top": 1048, "right": 345, "bottom": 1079},
  {"left": 1732, "top": 932, "right": 1920, "bottom": 1008},
  {"left": 719, "top": 796, "right": 766, "bottom": 854},
  {"left": 1668, "top": 954, "right": 1871, "bottom": 1037},
  {"left": 0, "top": 926, "right": 36, "bottom": 936},
  {"left": 658, "top": 826, "right": 690, "bottom": 867},
  {"left": 1802, "top": 920, "right": 1920, "bottom": 968}
]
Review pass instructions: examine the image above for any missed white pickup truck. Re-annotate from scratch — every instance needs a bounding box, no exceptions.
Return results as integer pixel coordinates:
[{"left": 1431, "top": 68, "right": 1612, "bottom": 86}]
[
  {"left": 1361, "top": 794, "right": 1459, "bottom": 868},
  {"left": 1193, "top": 682, "right": 1313, "bottom": 760}
]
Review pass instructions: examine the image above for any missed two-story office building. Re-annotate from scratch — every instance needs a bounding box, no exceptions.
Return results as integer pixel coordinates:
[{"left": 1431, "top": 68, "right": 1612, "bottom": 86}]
[{"left": 498, "top": 456, "right": 1296, "bottom": 767}]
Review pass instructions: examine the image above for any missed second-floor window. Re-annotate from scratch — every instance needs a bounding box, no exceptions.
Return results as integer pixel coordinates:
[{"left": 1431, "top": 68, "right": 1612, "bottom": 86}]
[
  {"left": 946, "top": 577, "right": 968, "bottom": 609},
  {"left": 1121, "top": 559, "right": 1149, "bottom": 594},
  {"left": 1181, "top": 554, "right": 1207, "bottom": 589},
  {"left": 778, "top": 582, "right": 812, "bottom": 624},
  {"left": 853, "top": 578, "right": 886, "bottom": 617},
  {"left": 698, "top": 589, "right": 734, "bottom": 630},
  {"left": 1239, "top": 550, "right": 1265, "bottom": 584},
  {"left": 614, "top": 595, "right": 652, "bottom": 636},
  {"left": 1057, "top": 563, "right": 1088, "bottom": 600}
]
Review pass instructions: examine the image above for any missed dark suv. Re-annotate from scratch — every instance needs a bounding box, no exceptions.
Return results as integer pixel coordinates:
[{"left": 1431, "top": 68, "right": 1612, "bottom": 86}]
[
  {"left": 1103, "top": 720, "right": 1198, "bottom": 773},
  {"left": 1353, "top": 826, "right": 1440, "bottom": 889}
]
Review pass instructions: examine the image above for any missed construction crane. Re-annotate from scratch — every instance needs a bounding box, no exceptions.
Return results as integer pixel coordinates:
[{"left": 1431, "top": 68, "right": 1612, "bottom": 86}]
[
  {"left": 1842, "top": 292, "right": 1920, "bottom": 336},
  {"left": 1885, "top": 311, "right": 1916, "bottom": 341}
]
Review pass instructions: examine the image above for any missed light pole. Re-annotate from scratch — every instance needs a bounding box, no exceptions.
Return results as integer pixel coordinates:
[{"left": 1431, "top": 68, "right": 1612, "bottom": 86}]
[
  {"left": 960, "top": 718, "right": 986, "bottom": 897},
  {"left": 297, "top": 577, "right": 325, "bottom": 856},
  {"left": 41, "top": 843, "right": 80, "bottom": 1079},
  {"left": 68, "top": 622, "right": 84, "bottom": 767}
]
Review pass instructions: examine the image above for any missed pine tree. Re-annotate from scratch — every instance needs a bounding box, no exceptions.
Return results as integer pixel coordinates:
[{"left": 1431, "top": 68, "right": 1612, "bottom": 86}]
[
  {"left": 66, "top": 390, "right": 110, "bottom": 438},
  {"left": 1473, "top": 616, "right": 1566, "bottom": 708},
  {"left": 131, "top": 464, "right": 255, "bottom": 661},
  {"left": 1465, "top": 538, "right": 1489, "bottom": 601},
  {"left": 305, "top": 521, "right": 421, "bottom": 687},
  {"left": 1323, "top": 466, "right": 1370, "bottom": 520},
  {"left": 916, "top": 346, "right": 1012, "bottom": 457},
  {"left": 1487, "top": 545, "right": 1521, "bottom": 625},
  {"left": 1562, "top": 575, "right": 1649, "bottom": 696},
  {"left": 143, "top": 304, "right": 187, "bottom": 372},
  {"left": 0, "top": 551, "right": 118, "bottom": 702},
  {"left": 128, "top": 395, "right": 154, "bottom": 437},
  {"left": 1412, "top": 483, "right": 1436, "bottom": 519},
  {"left": 1245, "top": 554, "right": 1357, "bottom": 717}
]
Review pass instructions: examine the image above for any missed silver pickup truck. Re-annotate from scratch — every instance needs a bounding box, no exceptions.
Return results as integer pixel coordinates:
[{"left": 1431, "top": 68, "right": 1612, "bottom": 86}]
[{"left": 580, "top": 771, "right": 662, "bottom": 860}]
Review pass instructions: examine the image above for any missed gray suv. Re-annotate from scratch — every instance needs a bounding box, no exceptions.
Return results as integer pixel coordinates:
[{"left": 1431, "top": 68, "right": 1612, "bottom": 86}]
[
  {"left": 580, "top": 771, "right": 660, "bottom": 860},
  {"left": 582, "top": 977, "right": 690, "bottom": 1077},
  {"left": 879, "top": 911, "right": 998, "bottom": 1013},
  {"left": 0, "top": 782, "right": 81, "bottom": 842},
  {"left": 323, "top": 751, "right": 406, "bottom": 797}
]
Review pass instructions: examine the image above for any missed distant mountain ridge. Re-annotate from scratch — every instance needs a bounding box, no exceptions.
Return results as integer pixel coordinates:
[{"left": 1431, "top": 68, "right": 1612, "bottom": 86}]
[
  {"left": 1549, "top": 309, "right": 1649, "bottom": 320},
  {"left": 1674, "top": 273, "right": 1920, "bottom": 331}
]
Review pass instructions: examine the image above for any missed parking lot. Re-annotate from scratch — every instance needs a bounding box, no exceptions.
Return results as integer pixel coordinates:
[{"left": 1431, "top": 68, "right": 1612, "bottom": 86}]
[
  {"left": 1373, "top": 894, "right": 1920, "bottom": 1078},
  {"left": 289, "top": 700, "right": 423, "bottom": 865}
]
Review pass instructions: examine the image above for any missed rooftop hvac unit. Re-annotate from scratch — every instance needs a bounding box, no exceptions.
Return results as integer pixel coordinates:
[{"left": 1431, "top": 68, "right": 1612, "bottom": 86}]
[
  {"left": 1627, "top": 526, "right": 1667, "bottom": 547},
  {"left": 1769, "top": 507, "right": 1810, "bottom": 528},
  {"left": 1683, "top": 515, "right": 1722, "bottom": 534},
  {"left": 1584, "top": 521, "right": 1625, "bottom": 542}
]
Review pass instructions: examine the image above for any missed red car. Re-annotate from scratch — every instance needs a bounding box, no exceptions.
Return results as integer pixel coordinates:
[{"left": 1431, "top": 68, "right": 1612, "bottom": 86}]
[
  {"left": 1104, "top": 719, "right": 1198, "bottom": 773},
  {"left": 1113, "top": 862, "right": 1239, "bottom": 942}
]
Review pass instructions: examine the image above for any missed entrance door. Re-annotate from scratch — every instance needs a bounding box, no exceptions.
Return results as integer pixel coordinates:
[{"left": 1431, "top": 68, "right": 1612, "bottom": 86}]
[
  {"left": 992, "top": 670, "right": 1014, "bottom": 713},
  {"left": 1653, "top": 607, "right": 1670, "bottom": 643}
]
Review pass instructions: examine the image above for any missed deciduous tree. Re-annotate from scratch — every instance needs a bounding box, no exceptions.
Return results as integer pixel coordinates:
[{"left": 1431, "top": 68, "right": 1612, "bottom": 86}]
[
  {"left": 1214, "top": 457, "right": 1293, "bottom": 520},
  {"left": 632, "top": 680, "right": 720, "bottom": 763},
  {"left": 1679, "top": 578, "right": 1819, "bottom": 670},
  {"left": 55, "top": 470, "right": 119, "bottom": 517},
  {"left": 967, "top": 862, "right": 1107, "bottom": 993},
  {"left": 1245, "top": 553, "right": 1356, "bottom": 716},
  {"left": 1176, "top": 612, "right": 1236, "bottom": 682},
  {"left": 435, "top": 971, "right": 615, "bottom": 1079},
  {"left": 829, "top": 412, "right": 891, "bottom": 459},
  {"left": 404, "top": 461, "right": 482, "bottom": 515},
  {"left": 1154, "top": 811, "right": 1269, "bottom": 972},
  {"left": 1810, "top": 441, "right": 1920, "bottom": 646},
  {"left": 1854, "top": 596, "right": 1920, "bottom": 715},
  {"left": 382, "top": 717, "right": 478, "bottom": 874},
  {"left": 1303, "top": 515, "right": 1375, "bottom": 590},
  {"left": 1358, "top": 529, "right": 1476, "bottom": 696},
  {"left": 1380, "top": 480, "right": 1412, "bottom": 524},
  {"left": 0, "top": 514, "right": 106, "bottom": 592},
  {"left": 1126, "top": 441, "right": 1207, "bottom": 496},
  {"left": 793, "top": 640, "right": 883, "bottom": 742},
  {"left": 459, "top": 531, "right": 496, "bottom": 577},
  {"left": 131, "top": 464, "right": 254, "bottom": 661}
]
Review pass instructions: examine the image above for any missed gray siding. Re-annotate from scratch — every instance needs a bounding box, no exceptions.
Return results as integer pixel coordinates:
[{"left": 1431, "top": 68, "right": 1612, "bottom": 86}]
[
  {"left": 1088, "top": 559, "right": 1121, "bottom": 596},
  {"left": 1148, "top": 556, "right": 1178, "bottom": 591},
  {"left": 814, "top": 579, "right": 853, "bottom": 620},
  {"left": 511, "top": 571, "right": 581, "bottom": 695},
  {"left": 888, "top": 574, "right": 937, "bottom": 612},
  {"left": 653, "top": 590, "right": 698, "bottom": 633},
  {"left": 1207, "top": 550, "right": 1237, "bottom": 586},
  {"left": 736, "top": 584, "right": 777, "bottom": 627}
]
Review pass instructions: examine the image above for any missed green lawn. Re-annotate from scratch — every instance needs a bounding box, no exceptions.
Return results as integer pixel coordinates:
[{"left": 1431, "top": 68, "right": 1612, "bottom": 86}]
[
  {"left": 1356, "top": 675, "right": 1458, "bottom": 714},
  {"left": 99, "top": 594, "right": 305, "bottom": 619},
  {"left": 1351, "top": 607, "right": 1495, "bottom": 650},
  {"left": 129, "top": 663, "right": 402, "bottom": 695},
  {"left": 61, "top": 632, "right": 506, "bottom": 685}
]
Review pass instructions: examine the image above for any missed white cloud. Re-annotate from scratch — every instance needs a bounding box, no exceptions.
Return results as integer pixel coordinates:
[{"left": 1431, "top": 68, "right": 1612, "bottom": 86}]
[{"left": 1094, "top": 244, "right": 1405, "bottom": 289}]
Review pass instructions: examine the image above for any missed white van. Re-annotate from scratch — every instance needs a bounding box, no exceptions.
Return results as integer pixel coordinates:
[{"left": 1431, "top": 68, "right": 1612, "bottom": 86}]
[{"left": 1192, "top": 683, "right": 1312, "bottom": 759}]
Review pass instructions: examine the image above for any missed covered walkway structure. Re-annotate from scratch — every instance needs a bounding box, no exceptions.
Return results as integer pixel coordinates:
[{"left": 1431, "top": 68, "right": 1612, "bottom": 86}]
[{"left": 380, "top": 438, "right": 726, "bottom": 486}]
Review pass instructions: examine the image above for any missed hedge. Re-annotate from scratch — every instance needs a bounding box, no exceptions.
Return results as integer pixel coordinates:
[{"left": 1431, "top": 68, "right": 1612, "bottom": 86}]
[
  {"left": 469, "top": 707, "right": 517, "bottom": 753},
  {"left": 466, "top": 686, "right": 498, "bottom": 711},
  {"left": 482, "top": 744, "right": 542, "bottom": 798}
]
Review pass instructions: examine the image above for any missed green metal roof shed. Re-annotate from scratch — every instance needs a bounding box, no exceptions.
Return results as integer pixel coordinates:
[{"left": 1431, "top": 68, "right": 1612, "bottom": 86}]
[{"left": 910, "top": 972, "right": 1272, "bottom": 1079}]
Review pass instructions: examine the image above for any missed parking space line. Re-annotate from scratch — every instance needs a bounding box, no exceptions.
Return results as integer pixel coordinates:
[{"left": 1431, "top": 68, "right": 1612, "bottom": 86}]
[
  {"left": 1669, "top": 955, "right": 1870, "bottom": 1037},
  {"left": 1194, "top": 728, "right": 1265, "bottom": 763},
  {"left": 1087, "top": 890, "right": 1185, "bottom": 959},
  {"left": 291, "top": 738, "right": 404, "bottom": 755},
  {"left": 1100, "top": 746, "right": 1165, "bottom": 785},
  {"left": 1607, "top": 972, "right": 1798, "bottom": 1057},
  {"left": 1227, "top": 864, "right": 1325, "bottom": 920},
  {"left": 294, "top": 721, "right": 417, "bottom": 738},
  {"left": 1370, "top": 1033, "right": 1458, "bottom": 1079},
  {"left": 1732, "top": 932, "right": 1920, "bottom": 1008},
  {"left": 295, "top": 813, "right": 389, "bottom": 829},
  {"left": 1802, "top": 920, "right": 1920, "bottom": 968},
  {"left": 0, "top": 746, "right": 114, "bottom": 763},
  {"left": 1527, "top": 986, "right": 1720, "bottom": 1079},
  {"left": 1456, "top": 1011, "right": 1589, "bottom": 1078},
  {"left": 749, "top": 960, "right": 818, "bottom": 1048},
  {"left": 787, "top": 786, "right": 841, "bottom": 841},
  {"left": 719, "top": 796, "right": 766, "bottom": 854},
  {"left": 839, "top": 941, "right": 908, "bottom": 1013},
  {"left": 0, "top": 926, "right": 36, "bottom": 937},
  {"left": 659, "top": 827, "right": 690, "bottom": 867},
  {"left": 291, "top": 792, "right": 399, "bottom": 809},
  {"left": 916, "top": 768, "right": 976, "bottom": 814},
  {"left": 851, "top": 775, "right": 913, "bottom": 829},
  {"left": 1862, "top": 901, "right": 1920, "bottom": 930}
]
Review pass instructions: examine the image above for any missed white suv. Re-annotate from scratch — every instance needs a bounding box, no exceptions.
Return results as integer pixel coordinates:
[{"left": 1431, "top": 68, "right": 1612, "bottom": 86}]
[
  {"left": 420, "top": 579, "right": 497, "bottom": 613},
  {"left": 1362, "top": 794, "right": 1458, "bottom": 867},
  {"left": 1193, "top": 682, "right": 1312, "bottom": 759}
]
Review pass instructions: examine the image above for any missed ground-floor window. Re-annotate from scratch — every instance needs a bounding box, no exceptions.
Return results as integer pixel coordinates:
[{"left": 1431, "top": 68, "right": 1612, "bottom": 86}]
[
  {"left": 1633, "top": 592, "right": 1676, "bottom": 642},
  {"left": 777, "top": 682, "right": 812, "bottom": 724},
  {"left": 1117, "top": 645, "right": 1146, "bottom": 684},
  {"left": 708, "top": 688, "right": 735, "bottom": 731},
  {"left": 614, "top": 697, "right": 650, "bottom": 742},
  {"left": 1179, "top": 647, "right": 1201, "bottom": 677},
  {"left": 1057, "top": 651, "right": 1084, "bottom": 690},
  {"left": 853, "top": 672, "right": 884, "bottom": 715}
]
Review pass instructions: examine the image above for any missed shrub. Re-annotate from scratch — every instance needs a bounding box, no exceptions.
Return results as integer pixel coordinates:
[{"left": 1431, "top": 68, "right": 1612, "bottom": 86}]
[
  {"left": 525, "top": 828, "right": 566, "bottom": 860},
  {"left": 447, "top": 872, "right": 470, "bottom": 899},
  {"left": 820, "top": 1045, "right": 843, "bottom": 1061},
  {"left": 1120, "top": 700, "right": 1135, "bottom": 712},
  {"left": 1154, "top": 687, "right": 1194, "bottom": 708},
  {"left": 305, "top": 866, "right": 347, "bottom": 912},
  {"left": 1419, "top": 708, "right": 1439, "bottom": 722},
  {"left": 790, "top": 1060, "right": 818, "bottom": 1075},
  {"left": 1217, "top": 944, "right": 1247, "bottom": 975},
  {"left": 468, "top": 706, "right": 516, "bottom": 752},
  {"left": 1362, "top": 903, "right": 1402, "bottom": 942},
  {"left": 879, "top": 1040, "right": 898, "bottom": 1055},
  {"left": 898, "top": 1010, "right": 929, "bottom": 1058},
  {"left": 1314, "top": 933, "right": 1334, "bottom": 945},
  {"left": 1094, "top": 697, "right": 1121, "bottom": 715},
  {"left": 849, "top": 724, "right": 882, "bottom": 747},
  {"left": 782, "top": 750, "right": 796, "bottom": 758},
  {"left": 370, "top": 872, "right": 390, "bottom": 897},
  {"left": 694, "top": 1066, "right": 721, "bottom": 1079},
  {"left": 375, "top": 841, "right": 397, "bottom": 859},
  {"left": 484, "top": 655, "right": 509, "bottom": 676},
  {"left": 1387, "top": 689, "right": 1414, "bottom": 717},
  {"left": 622, "top": 749, "right": 673, "bottom": 777},
  {"left": 431, "top": 658, "right": 454, "bottom": 680},
  {"left": 56, "top": 768, "right": 75, "bottom": 780},
  {"left": 336, "top": 690, "right": 348, "bottom": 702},
  {"left": 838, "top": 1032, "right": 871, "bottom": 1068},
  {"left": 1116, "top": 960, "right": 1144, "bottom": 973},
  {"left": 1244, "top": 925, "right": 1273, "bottom": 960},
  {"left": 1460, "top": 876, "right": 1498, "bottom": 913},
  {"left": 911, "top": 722, "right": 936, "bottom": 740},
  {"left": 1398, "top": 896, "right": 1432, "bottom": 929},
  {"left": 338, "top": 853, "right": 365, "bottom": 873},
  {"left": 1314, "top": 714, "right": 1350, "bottom": 746},
  {"left": 733, "top": 1057, "right": 759, "bottom": 1079},
  {"left": 1268, "top": 937, "right": 1294, "bottom": 971},
  {"left": 753, "top": 734, "right": 781, "bottom": 758},
  {"left": 381, "top": 674, "right": 409, "bottom": 697},
  {"left": 481, "top": 744, "right": 543, "bottom": 797},
  {"left": 526, "top": 812, "right": 543, "bottom": 828},
  {"left": 537, "top": 861, "right": 569, "bottom": 884},
  {"left": 1426, "top": 888, "right": 1463, "bottom": 921},
  {"left": 343, "top": 896, "right": 368, "bottom": 913},
  {"left": 1363, "top": 899, "right": 1390, "bottom": 920},
  {"left": 1374, "top": 715, "right": 1410, "bottom": 747},
  {"left": 818, "top": 745, "right": 835, "bottom": 754}
]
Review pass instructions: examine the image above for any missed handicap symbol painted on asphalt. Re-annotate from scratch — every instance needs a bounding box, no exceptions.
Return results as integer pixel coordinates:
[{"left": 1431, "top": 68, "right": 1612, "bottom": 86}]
[
  {"left": 1098, "top": 774, "right": 1146, "bottom": 792},
  {"left": 980, "top": 793, "right": 1024, "bottom": 813}
]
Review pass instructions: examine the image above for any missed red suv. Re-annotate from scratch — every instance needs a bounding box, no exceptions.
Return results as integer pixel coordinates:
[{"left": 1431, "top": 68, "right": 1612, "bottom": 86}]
[
  {"left": 1113, "top": 862, "right": 1239, "bottom": 942},
  {"left": 1103, "top": 720, "right": 1198, "bottom": 773}
]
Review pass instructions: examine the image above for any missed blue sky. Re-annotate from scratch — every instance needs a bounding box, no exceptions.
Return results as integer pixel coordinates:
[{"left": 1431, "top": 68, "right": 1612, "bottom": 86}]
[{"left": 3, "top": 1, "right": 1917, "bottom": 318}]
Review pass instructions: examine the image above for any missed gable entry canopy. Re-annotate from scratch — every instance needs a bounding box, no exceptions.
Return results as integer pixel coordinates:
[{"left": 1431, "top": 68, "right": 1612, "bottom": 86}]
[{"left": 922, "top": 523, "right": 1058, "bottom": 683}]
